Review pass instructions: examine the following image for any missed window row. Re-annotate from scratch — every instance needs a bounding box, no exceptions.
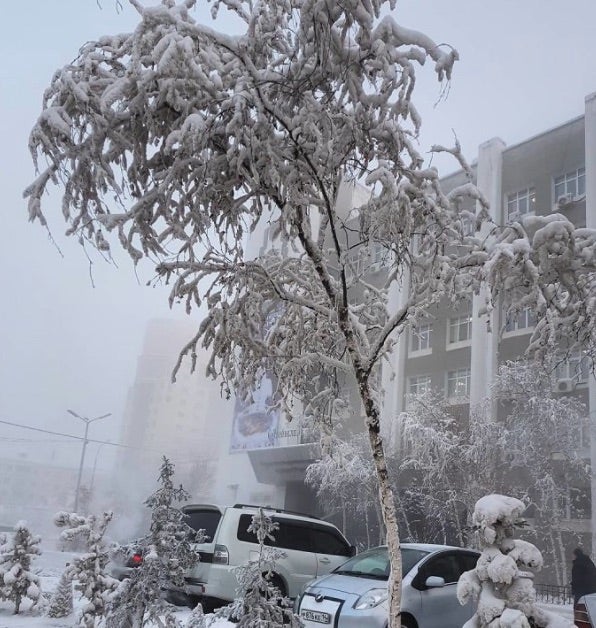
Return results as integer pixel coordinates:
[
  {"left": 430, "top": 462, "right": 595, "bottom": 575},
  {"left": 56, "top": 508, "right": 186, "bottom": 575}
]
[
  {"left": 505, "top": 166, "right": 585, "bottom": 222},
  {"left": 408, "top": 351, "right": 589, "bottom": 403},
  {"left": 408, "top": 369, "right": 471, "bottom": 401},
  {"left": 409, "top": 307, "right": 535, "bottom": 355}
]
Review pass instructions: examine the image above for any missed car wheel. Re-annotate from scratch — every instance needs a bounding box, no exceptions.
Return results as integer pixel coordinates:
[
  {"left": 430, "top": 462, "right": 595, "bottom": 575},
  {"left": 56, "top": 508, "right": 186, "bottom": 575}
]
[
  {"left": 401, "top": 616, "right": 417, "bottom": 628},
  {"left": 265, "top": 573, "right": 287, "bottom": 598}
]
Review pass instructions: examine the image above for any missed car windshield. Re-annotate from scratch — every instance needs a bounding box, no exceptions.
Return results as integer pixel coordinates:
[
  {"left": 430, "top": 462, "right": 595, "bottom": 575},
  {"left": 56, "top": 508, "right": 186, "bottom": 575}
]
[{"left": 334, "top": 547, "right": 430, "bottom": 579}]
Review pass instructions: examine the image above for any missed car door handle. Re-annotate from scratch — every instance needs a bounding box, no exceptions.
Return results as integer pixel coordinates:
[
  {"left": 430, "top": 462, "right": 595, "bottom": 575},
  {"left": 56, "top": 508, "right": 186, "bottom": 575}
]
[{"left": 319, "top": 557, "right": 331, "bottom": 564}]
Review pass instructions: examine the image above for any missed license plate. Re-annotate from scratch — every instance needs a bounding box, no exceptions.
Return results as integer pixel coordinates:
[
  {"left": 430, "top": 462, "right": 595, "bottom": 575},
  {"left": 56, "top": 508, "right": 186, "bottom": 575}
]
[{"left": 301, "top": 609, "right": 331, "bottom": 624}]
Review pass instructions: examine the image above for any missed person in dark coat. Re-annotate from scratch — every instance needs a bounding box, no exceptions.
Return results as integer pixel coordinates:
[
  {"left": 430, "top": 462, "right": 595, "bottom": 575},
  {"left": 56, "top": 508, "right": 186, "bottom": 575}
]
[{"left": 571, "top": 547, "right": 596, "bottom": 604}]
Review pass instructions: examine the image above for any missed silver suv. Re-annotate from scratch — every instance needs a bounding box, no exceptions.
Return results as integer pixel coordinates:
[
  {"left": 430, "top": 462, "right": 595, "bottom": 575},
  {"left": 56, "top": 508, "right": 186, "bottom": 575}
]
[{"left": 173, "top": 503, "right": 355, "bottom": 605}]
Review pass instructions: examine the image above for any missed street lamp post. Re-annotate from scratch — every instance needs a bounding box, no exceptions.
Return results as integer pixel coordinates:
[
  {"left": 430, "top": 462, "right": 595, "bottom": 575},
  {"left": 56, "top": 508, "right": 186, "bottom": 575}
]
[{"left": 68, "top": 409, "right": 111, "bottom": 513}]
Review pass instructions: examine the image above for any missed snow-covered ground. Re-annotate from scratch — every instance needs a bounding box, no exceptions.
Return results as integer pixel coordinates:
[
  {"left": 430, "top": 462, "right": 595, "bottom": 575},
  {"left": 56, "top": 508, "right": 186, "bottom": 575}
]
[{"left": 0, "top": 548, "right": 234, "bottom": 627}]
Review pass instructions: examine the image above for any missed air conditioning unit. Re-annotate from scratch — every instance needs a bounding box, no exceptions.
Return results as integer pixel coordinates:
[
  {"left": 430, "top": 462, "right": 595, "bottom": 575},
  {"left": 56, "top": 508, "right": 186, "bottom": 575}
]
[
  {"left": 554, "top": 378, "right": 575, "bottom": 393},
  {"left": 556, "top": 193, "right": 574, "bottom": 209}
]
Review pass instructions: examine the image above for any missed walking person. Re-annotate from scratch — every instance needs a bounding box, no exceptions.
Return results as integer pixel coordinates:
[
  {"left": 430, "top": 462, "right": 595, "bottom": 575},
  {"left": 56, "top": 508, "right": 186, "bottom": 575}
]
[{"left": 572, "top": 547, "right": 596, "bottom": 605}]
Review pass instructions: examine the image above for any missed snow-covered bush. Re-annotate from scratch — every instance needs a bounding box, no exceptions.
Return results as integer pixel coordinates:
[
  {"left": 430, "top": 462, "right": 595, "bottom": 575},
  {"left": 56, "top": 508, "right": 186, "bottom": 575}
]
[
  {"left": 457, "top": 494, "right": 573, "bottom": 628},
  {"left": 54, "top": 510, "right": 118, "bottom": 627},
  {"left": 217, "top": 509, "right": 300, "bottom": 627},
  {"left": 186, "top": 602, "right": 206, "bottom": 628},
  {"left": 106, "top": 457, "right": 200, "bottom": 628},
  {"left": 47, "top": 569, "right": 74, "bottom": 618},
  {"left": 0, "top": 521, "right": 42, "bottom": 614}
]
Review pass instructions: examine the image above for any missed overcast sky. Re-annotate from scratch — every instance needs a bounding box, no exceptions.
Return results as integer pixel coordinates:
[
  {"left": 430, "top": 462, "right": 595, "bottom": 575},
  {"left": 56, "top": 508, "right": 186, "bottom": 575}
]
[{"left": 1, "top": 0, "right": 595, "bottom": 471}]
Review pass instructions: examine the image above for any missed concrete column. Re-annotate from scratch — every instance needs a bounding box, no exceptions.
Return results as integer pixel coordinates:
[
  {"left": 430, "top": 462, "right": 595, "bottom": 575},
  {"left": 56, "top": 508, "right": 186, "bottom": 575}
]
[
  {"left": 381, "top": 270, "right": 409, "bottom": 450},
  {"left": 469, "top": 138, "right": 506, "bottom": 410},
  {"left": 584, "top": 92, "right": 596, "bottom": 556}
]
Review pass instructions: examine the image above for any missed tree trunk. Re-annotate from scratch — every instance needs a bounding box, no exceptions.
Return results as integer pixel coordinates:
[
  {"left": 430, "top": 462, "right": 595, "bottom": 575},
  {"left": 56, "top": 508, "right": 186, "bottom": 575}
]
[{"left": 360, "top": 383, "right": 402, "bottom": 628}]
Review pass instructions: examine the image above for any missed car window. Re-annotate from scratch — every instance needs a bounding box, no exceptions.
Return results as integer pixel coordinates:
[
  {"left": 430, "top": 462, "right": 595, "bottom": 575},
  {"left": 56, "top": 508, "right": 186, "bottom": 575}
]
[
  {"left": 310, "top": 526, "right": 351, "bottom": 556},
  {"left": 335, "top": 547, "right": 429, "bottom": 578},
  {"left": 456, "top": 552, "right": 479, "bottom": 575},
  {"left": 236, "top": 514, "right": 313, "bottom": 552},
  {"left": 183, "top": 509, "right": 221, "bottom": 541},
  {"left": 423, "top": 553, "right": 461, "bottom": 584}
]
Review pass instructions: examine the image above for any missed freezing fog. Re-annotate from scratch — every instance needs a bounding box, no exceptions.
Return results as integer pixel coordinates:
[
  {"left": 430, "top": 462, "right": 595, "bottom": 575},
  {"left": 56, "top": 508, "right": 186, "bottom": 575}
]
[{"left": 1, "top": 0, "right": 596, "bottom": 559}]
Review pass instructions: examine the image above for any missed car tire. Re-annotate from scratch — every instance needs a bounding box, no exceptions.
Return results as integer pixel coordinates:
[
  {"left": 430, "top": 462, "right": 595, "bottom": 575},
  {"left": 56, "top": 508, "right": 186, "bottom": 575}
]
[
  {"left": 265, "top": 573, "right": 287, "bottom": 598},
  {"left": 401, "top": 616, "right": 417, "bottom": 628}
]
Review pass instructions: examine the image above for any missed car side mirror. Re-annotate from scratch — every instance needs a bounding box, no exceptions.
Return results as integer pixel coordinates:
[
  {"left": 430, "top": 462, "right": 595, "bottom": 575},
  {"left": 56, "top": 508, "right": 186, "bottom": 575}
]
[
  {"left": 425, "top": 576, "right": 446, "bottom": 588},
  {"left": 349, "top": 545, "right": 357, "bottom": 557}
]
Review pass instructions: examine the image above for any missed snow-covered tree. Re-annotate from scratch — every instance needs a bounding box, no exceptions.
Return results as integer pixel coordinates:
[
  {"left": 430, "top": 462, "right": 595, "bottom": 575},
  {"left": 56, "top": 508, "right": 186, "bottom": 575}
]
[
  {"left": 493, "top": 360, "right": 589, "bottom": 586},
  {"left": 397, "top": 392, "right": 489, "bottom": 545},
  {"left": 0, "top": 521, "right": 42, "bottom": 614},
  {"left": 25, "top": 1, "right": 596, "bottom": 624},
  {"left": 306, "top": 434, "right": 383, "bottom": 547},
  {"left": 47, "top": 569, "right": 74, "bottom": 618},
  {"left": 106, "top": 457, "right": 200, "bottom": 628},
  {"left": 185, "top": 602, "right": 206, "bottom": 628},
  {"left": 218, "top": 509, "right": 300, "bottom": 627},
  {"left": 54, "top": 511, "right": 118, "bottom": 627},
  {"left": 457, "top": 494, "right": 573, "bottom": 628}
]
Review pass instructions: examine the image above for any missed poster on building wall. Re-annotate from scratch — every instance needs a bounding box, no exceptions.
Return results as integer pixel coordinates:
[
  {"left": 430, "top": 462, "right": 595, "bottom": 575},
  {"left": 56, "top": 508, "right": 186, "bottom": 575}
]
[{"left": 230, "top": 372, "right": 280, "bottom": 452}]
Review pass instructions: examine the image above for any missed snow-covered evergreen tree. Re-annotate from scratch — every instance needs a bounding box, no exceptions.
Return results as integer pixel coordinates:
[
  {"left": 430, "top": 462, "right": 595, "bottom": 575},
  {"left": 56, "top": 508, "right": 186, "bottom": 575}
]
[
  {"left": 457, "top": 494, "right": 573, "bottom": 628},
  {"left": 54, "top": 510, "right": 118, "bottom": 627},
  {"left": 217, "top": 509, "right": 300, "bottom": 627},
  {"left": 185, "top": 602, "right": 206, "bottom": 628},
  {"left": 106, "top": 457, "right": 200, "bottom": 628},
  {"left": 0, "top": 521, "right": 42, "bottom": 614},
  {"left": 47, "top": 569, "right": 74, "bottom": 618},
  {"left": 25, "top": 1, "right": 596, "bottom": 625}
]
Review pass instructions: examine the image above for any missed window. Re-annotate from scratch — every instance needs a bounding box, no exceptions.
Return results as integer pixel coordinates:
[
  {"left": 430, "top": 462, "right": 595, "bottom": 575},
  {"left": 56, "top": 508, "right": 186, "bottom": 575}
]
[
  {"left": 310, "top": 526, "right": 352, "bottom": 557},
  {"left": 506, "top": 187, "right": 536, "bottom": 221},
  {"left": 554, "top": 167, "right": 585, "bottom": 203},
  {"left": 410, "top": 323, "right": 432, "bottom": 354},
  {"left": 408, "top": 375, "right": 432, "bottom": 397},
  {"left": 347, "top": 243, "right": 391, "bottom": 277},
  {"left": 371, "top": 242, "right": 391, "bottom": 271},
  {"left": 447, "top": 368, "right": 471, "bottom": 399},
  {"left": 184, "top": 508, "right": 222, "bottom": 541},
  {"left": 504, "top": 307, "right": 536, "bottom": 333},
  {"left": 448, "top": 313, "right": 472, "bottom": 346},
  {"left": 555, "top": 351, "right": 589, "bottom": 384},
  {"left": 421, "top": 553, "right": 461, "bottom": 584}
]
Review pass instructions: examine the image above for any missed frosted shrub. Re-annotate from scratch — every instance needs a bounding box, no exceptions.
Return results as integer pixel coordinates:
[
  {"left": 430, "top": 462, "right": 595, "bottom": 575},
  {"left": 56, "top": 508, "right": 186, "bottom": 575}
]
[
  {"left": 0, "top": 521, "right": 42, "bottom": 614},
  {"left": 47, "top": 569, "right": 74, "bottom": 618},
  {"left": 457, "top": 495, "right": 573, "bottom": 628},
  {"left": 217, "top": 509, "right": 300, "bottom": 627},
  {"left": 106, "top": 457, "right": 200, "bottom": 628},
  {"left": 54, "top": 511, "right": 117, "bottom": 627}
]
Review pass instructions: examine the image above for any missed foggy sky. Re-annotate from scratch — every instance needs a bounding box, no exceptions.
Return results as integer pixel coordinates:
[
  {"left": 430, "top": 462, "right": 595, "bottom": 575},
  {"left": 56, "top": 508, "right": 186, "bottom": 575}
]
[{"left": 1, "top": 0, "right": 595, "bottom": 472}]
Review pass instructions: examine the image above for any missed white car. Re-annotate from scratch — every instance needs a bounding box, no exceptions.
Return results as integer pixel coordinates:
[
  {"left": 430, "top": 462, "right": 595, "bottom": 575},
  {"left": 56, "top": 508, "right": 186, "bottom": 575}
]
[
  {"left": 297, "top": 543, "right": 479, "bottom": 628},
  {"left": 170, "top": 503, "right": 355, "bottom": 606}
]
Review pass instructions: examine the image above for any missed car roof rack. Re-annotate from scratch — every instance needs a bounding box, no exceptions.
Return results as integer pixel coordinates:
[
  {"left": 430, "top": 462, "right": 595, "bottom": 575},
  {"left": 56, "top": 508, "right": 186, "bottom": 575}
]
[{"left": 232, "top": 503, "right": 320, "bottom": 520}]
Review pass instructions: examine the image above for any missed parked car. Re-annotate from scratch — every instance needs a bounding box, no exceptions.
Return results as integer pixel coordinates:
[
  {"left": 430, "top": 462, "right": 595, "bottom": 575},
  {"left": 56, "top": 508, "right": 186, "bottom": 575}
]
[
  {"left": 109, "top": 539, "right": 144, "bottom": 580},
  {"left": 297, "top": 543, "right": 480, "bottom": 628},
  {"left": 170, "top": 503, "right": 355, "bottom": 606}
]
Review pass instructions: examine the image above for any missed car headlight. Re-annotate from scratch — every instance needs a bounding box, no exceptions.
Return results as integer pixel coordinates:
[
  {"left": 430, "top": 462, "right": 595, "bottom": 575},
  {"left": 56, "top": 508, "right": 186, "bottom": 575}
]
[{"left": 353, "top": 588, "right": 388, "bottom": 610}]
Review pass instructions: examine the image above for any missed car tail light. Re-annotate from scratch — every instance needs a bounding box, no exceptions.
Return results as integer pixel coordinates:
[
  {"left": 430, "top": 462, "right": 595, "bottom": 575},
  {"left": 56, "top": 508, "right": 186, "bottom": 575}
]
[
  {"left": 575, "top": 602, "right": 591, "bottom": 628},
  {"left": 130, "top": 553, "right": 143, "bottom": 566},
  {"left": 213, "top": 544, "right": 229, "bottom": 565}
]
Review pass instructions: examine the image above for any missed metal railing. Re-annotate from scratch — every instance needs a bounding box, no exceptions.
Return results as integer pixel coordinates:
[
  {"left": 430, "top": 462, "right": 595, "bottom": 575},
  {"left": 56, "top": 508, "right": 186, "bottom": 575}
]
[{"left": 534, "top": 583, "right": 573, "bottom": 606}]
